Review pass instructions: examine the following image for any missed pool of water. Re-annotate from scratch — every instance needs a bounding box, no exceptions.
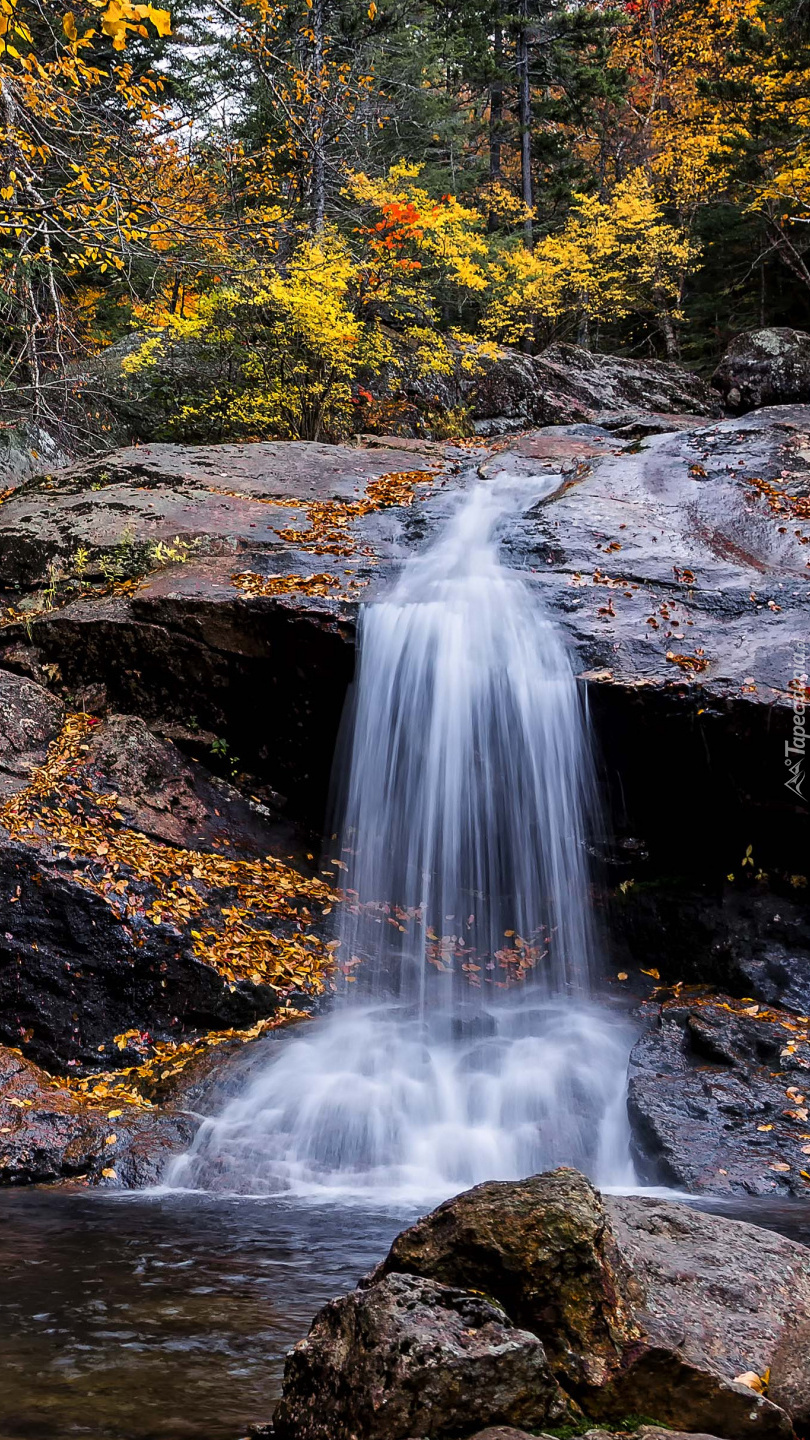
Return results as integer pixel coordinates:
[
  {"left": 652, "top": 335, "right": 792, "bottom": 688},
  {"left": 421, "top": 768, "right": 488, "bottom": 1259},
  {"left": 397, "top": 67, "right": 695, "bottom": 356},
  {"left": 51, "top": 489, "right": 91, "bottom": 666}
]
[
  {"left": 1, "top": 1186, "right": 810, "bottom": 1440},
  {"left": 0, "top": 1189, "right": 413, "bottom": 1440}
]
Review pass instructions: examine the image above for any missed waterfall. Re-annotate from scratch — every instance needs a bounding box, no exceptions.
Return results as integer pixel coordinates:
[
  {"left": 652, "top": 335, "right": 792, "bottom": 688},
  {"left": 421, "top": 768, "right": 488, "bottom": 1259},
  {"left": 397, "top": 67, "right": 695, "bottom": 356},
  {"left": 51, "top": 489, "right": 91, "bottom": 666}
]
[{"left": 168, "top": 473, "right": 636, "bottom": 1201}]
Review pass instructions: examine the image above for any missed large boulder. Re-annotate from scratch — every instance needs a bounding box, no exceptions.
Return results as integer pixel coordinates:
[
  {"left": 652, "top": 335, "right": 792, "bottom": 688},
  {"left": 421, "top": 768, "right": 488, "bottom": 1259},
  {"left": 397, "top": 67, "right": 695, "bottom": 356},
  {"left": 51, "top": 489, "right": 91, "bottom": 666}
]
[
  {"left": 275, "top": 1169, "right": 808, "bottom": 1439},
  {"left": 273, "top": 1272, "right": 571, "bottom": 1440},
  {"left": 375, "top": 1167, "right": 640, "bottom": 1392},
  {"left": 604, "top": 1193, "right": 810, "bottom": 1431},
  {"left": 713, "top": 328, "right": 810, "bottom": 413},
  {"left": 468, "top": 342, "right": 722, "bottom": 435},
  {"left": 628, "top": 993, "right": 810, "bottom": 1196}
]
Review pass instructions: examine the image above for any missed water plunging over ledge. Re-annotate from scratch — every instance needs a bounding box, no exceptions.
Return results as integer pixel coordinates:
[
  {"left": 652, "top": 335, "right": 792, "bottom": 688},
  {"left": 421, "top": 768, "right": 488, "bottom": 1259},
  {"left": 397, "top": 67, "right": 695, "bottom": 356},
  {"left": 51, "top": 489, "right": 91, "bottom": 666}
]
[{"left": 168, "top": 473, "right": 636, "bottom": 1200}]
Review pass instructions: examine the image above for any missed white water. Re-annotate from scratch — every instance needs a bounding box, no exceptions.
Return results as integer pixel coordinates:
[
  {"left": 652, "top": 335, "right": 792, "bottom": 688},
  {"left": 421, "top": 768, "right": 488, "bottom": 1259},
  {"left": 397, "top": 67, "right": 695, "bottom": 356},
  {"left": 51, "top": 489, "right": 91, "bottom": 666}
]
[{"left": 169, "top": 474, "right": 636, "bottom": 1200}]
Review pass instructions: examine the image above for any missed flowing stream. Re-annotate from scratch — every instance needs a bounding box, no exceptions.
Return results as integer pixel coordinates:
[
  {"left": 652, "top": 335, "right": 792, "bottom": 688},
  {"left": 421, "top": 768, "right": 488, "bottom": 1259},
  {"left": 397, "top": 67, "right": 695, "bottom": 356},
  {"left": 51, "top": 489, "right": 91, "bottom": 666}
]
[{"left": 169, "top": 470, "right": 636, "bottom": 1200}]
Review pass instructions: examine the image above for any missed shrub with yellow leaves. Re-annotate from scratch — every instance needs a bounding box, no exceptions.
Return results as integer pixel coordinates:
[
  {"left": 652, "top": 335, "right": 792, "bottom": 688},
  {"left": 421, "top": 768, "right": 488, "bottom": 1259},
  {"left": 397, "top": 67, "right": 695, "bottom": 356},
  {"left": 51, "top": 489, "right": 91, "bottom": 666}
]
[{"left": 484, "top": 170, "right": 700, "bottom": 350}]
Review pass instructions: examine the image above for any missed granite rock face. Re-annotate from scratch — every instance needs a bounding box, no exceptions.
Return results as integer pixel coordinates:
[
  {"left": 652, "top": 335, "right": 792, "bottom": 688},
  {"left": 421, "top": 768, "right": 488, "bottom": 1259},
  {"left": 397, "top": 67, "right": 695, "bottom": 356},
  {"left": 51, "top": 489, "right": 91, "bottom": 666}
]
[
  {"left": 469, "top": 341, "right": 722, "bottom": 435},
  {"left": 2, "top": 408, "right": 809, "bottom": 867},
  {"left": 713, "top": 328, "right": 810, "bottom": 413},
  {"left": 627, "top": 994, "right": 810, "bottom": 1197}
]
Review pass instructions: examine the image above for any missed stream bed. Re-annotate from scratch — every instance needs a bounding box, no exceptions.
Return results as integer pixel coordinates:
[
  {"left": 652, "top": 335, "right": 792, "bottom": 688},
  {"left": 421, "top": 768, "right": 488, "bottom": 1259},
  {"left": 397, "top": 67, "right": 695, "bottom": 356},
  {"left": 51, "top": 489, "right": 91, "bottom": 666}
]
[{"left": 2, "top": 1187, "right": 810, "bottom": 1440}]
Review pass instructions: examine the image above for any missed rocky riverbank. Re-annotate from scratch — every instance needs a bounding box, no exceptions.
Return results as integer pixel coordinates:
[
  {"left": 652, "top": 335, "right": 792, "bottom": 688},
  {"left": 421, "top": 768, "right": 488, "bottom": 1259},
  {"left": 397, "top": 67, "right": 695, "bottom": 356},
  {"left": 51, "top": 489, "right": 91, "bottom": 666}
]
[{"left": 268, "top": 1167, "right": 810, "bottom": 1440}]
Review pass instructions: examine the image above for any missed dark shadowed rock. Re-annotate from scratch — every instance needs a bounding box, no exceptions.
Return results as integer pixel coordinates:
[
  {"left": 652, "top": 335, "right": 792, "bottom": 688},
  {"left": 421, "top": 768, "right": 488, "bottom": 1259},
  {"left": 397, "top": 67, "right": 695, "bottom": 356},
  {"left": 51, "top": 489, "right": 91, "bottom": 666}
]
[
  {"left": 0, "top": 1041, "right": 193, "bottom": 1186},
  {"left": 627, "top": 995, "right": 810, "bottom": 1195},
  {"left": 713, "top": 328, "right": 810, "bottom": 413},
  {"left": 769, "top": 1318, "right": 810, "bottom": 1428},
  {"left": 0, "top": 703, "right": 332, "bottom": 1074},
  {"left": 376, "top": 1168, "right": 640, "bottom": 1391},
  {"left": 593, "top": 1348, "right": 792, "bottom": 1439},
  {"left": 615, "top": 886, "right": 810, "bottom": 1016},
  {"left": 76, "top": 712, "right": 287, "bottom": 856},
  {"left": 272, "top": 1271, "right": 571, "bottom": 1440},
  {"left": 469, "top": 342, "right": 722, "bottom": 436},
  {"left": 0, "top": 669, "right": 63, "bottom": 799}
]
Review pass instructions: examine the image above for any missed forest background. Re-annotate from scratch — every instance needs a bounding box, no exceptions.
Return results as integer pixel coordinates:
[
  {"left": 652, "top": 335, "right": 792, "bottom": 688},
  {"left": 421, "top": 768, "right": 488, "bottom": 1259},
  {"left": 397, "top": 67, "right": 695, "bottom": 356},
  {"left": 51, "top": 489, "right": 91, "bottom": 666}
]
[{"left": 1, "top": 0, "right": 809, "bottom": 444}]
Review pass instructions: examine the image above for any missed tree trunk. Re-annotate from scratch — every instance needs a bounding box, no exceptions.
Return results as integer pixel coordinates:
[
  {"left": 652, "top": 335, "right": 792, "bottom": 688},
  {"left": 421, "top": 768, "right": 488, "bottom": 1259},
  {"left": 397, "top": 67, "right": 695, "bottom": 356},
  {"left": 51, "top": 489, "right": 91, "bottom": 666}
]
[
  {"left": 518, "top": 0, "right": 533, "bottom": 249},
  {"left": 488, "top": 26, "right": 504, "bottom": 232},
  {"left": 311, "top": 0, "right": 326, "bottom": 233}
]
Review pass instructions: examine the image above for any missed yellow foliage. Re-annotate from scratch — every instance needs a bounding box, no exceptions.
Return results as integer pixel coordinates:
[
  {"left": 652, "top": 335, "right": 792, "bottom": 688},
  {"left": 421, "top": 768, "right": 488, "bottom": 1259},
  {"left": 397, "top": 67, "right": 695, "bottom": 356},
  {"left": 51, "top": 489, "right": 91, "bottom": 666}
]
[{"left": 484, "top": 170, "right": 699, "bottom": 344}]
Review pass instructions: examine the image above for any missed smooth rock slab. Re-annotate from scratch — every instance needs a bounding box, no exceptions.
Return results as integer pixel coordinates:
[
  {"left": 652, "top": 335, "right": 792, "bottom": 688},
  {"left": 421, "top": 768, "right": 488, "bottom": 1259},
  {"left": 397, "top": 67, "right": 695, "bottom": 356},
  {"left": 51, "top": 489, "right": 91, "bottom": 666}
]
[{"left": 272, "top": 1271, "right": 571, "bottom": 1440}]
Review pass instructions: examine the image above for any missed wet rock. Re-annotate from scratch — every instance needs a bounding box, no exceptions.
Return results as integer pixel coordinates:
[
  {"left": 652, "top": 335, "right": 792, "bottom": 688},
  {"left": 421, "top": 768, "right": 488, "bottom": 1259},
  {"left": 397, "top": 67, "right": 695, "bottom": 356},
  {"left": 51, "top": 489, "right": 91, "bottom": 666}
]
[
  {"left": 0, "top": 705, "right": 329, "bottom": 1073},
  {"left": 2, "top": 407, "right": 809, "bottom": 864},
  {"left": 713, "top": 328, "right": 810, "bottom": 413},
  {"left": 277, "top": 1169, "right": 806, "bottom": 1439},
  {"left": 0, "top": 831, "right": 278, "bottom": 1072},
  {"left": 605, "top": 1193, "right": 810, "bottom": 1421},
  {"left": 614, "top": 886, "right": 810, "bottom": 1015},
  {"left": 469, "top": 342, "right": 722, "bottom": 435},
  {"left": 375, "top": 1167, "right": 640, "bottom": 1392},
  {"left": 0, "top": 669, "right": 63, "bottom": 799},
  {"left": 76, "top": 712, "right": 288, "bottom": 856},
  {"left": 0, "top": 1041, "right": 192, "bottom": 1185},
  {"left": 627, "top": 995, "right": 810, "bottom": 1195},
  {"left": 272, "top": 1271, "right": 571, "bottom": 1440},
  {"left": 0, "top": 438, "right": 448, "bottom": 590}
]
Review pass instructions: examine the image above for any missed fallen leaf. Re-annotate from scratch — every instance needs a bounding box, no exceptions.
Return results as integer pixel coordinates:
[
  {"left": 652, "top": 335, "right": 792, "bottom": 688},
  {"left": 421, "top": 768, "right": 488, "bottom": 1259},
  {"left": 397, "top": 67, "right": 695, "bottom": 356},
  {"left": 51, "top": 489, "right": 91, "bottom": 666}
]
[{"left": 734, "top": 1373, "right": 765, "bottom": 1394}]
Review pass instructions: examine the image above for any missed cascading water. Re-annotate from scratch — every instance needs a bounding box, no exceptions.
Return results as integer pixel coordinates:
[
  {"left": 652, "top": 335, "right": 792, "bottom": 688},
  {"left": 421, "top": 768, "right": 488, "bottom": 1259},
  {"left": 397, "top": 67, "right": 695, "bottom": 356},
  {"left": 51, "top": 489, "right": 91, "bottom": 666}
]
[{"left": 168, "top": 472, "right": 636, "bottom": 1201}]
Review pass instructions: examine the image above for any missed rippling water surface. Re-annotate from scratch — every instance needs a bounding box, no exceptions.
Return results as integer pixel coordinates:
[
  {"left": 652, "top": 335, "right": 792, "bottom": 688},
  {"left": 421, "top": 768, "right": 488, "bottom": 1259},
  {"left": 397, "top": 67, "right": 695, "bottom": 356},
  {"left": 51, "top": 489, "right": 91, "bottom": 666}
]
[
  {"left": 0, "top": 1189, "right": 409, "bottom": 1440},
  {"left": 1, "top": 1187, "right": 810, "bottom": 1440}
]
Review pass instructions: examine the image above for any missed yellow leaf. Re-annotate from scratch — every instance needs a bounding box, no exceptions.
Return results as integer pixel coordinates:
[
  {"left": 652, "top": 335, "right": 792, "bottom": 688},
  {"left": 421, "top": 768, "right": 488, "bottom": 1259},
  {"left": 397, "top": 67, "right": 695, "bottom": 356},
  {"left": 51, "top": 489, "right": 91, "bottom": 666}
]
[
  {"left": 101, "top": 1167, "right": 117, "bottom": 1179},
  {"left": 62, "top": 11, "right": 77, "bottom": 39},
  {"left": 640, "top": 967, "right": 660, "bottom": 979},
  {"left": 146, "top": 4, "right": 170, "bottom": 34},
  {"left": 617, "top": 971, "right": 628, "bottom": 981},
  {"left": 734, "top": 1373, "right": 765, "bottom": 1394},
  {"left": 105, "top": 1134, "right": 117, "bottom": 1145}
]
